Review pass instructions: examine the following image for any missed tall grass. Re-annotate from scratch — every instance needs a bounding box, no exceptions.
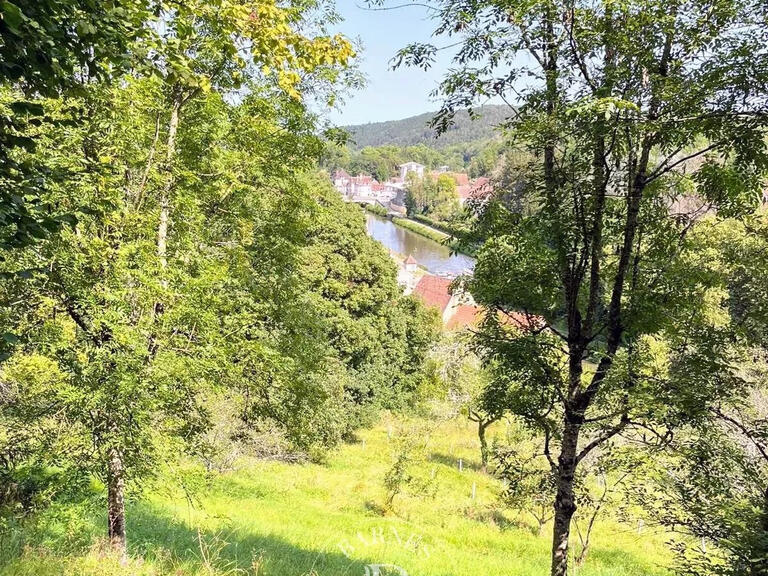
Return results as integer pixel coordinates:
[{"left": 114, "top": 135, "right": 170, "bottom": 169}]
[{"left": 0, "top": 415, "right": 671, "bottom": 576}]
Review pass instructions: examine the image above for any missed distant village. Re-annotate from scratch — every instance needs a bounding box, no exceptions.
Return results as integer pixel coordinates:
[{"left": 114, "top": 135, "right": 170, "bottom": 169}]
[
  {"left": 330, "top": 161, "right": 498, "bottom": 331},
  {"left": 331, "top": 161, "right": 490, "bottom": 215}
]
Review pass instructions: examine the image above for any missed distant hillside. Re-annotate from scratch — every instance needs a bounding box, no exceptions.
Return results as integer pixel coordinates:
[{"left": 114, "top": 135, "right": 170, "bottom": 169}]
[{"left": 344, "top": 105, "right": 510, "bottom": 149}]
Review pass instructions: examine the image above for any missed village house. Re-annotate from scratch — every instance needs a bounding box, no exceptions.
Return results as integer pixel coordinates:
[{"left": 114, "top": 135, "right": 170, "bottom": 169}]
[
  {"left": 331, "top": 164, "right": 492, "bottom": 214},
  {"left": 412, "top": 273, "right": 541, "bottom": 332},
  {"left": 458, "top": 176, "right": 492, "bottom": 206},
  {"left": 412, "top": 275, "right": 480, "bottom": 330},
  {"left": 399, "top": 161, "right": 425, "bottom": 180},
  {"left": 332, "top": 169, "right": 351, "bottom": 193}
]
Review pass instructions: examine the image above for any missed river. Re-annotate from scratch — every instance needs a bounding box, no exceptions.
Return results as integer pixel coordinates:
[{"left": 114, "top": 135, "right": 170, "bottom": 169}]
[{"left": 364, "top": 212, "right": 475, "bottom": 276}]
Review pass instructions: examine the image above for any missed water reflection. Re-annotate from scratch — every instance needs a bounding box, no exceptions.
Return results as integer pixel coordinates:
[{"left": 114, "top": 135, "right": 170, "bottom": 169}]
[{"left": 365, "top": 212, "right": 475, "bottom": 277}]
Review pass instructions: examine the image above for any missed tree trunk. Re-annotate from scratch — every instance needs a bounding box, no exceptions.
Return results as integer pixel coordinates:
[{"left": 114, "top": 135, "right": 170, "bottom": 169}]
[
  {"left": 107, "top": 448, "right": 126, "bottom": 555},
  {"left": 478, "top": 421, "right": 489, "bottom": 473},
  {"left": 759, "top": 484, "right": 768, "bottom": 571},
  {"left": 762, "top": 485, "right": 768, "bottom": 532},
  {"left": 158, "top": 92, "right": 181, "bottom": 277},
  {"left": 551, "top": 420, "right": 580, "bottom": 576},
  {"left": 153, "top": 90, "right": 182, "bottom": 321},
  {"left": 134, "top": 113, "right": 161, "bottom": 210}
]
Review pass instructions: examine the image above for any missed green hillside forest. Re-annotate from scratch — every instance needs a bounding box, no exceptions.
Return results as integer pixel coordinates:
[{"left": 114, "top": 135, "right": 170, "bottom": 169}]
[
  {"left": 2, "top": 2, "right": 768, "bottom": 576},
  {"left": 343, "top": 105, "right": 510, "bottom": 149}
]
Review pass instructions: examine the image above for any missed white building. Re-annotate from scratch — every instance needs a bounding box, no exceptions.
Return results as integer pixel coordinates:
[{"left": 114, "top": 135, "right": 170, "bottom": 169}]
[{"left": 399, "top": 162, "right": 425, "bottom": 180}]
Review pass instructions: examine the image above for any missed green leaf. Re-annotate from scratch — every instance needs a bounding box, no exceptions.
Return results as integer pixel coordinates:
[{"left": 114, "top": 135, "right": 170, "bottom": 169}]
[
  {"left": 1, "top": 332, "right": 19, "bottom": 344},
  {"left": 10, "top": 100, "right": 43, "bottom": 116},
  {"left": 1, "top": 1, "right": 23, "bottom": 33}
]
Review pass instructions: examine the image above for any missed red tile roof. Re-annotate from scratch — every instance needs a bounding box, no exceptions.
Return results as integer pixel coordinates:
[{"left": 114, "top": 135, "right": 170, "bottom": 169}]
[
  {"left": 457, "top": 184, "right": 473, "bottom": 199},
  {"left": 497, "top": 309, "right": 544, "bottom": 332},
  {"left": 405, "top": 255, "right": 418, "bottom": 265},
  {"left": 413, "top": 275, "right": 453, "bottom": 313},
  {"left": 446, "top": 305, "right": 482, "bottom": 330},
  {"left": 451, "top": 172, "right": 470, "bottom": 186}
]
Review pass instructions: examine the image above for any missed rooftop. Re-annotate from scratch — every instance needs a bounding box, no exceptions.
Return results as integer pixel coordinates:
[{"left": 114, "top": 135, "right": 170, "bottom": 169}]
[
  {"left": 413, "top": 275, "right": 453, "bottom": 313},
  {"left": 446, "top": 305, "right": 482, "bottom": 331}
]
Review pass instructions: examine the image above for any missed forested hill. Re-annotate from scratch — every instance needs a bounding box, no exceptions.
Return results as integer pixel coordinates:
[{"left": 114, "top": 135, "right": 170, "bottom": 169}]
[{"left": 344, "top": 105, "right": 510, "bottom": 149}]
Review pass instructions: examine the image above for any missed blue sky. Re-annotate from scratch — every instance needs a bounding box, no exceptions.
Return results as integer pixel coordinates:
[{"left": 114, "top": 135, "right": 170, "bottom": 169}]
[{"left": 328, "top": 0, "right": 455, "bottom": 125}]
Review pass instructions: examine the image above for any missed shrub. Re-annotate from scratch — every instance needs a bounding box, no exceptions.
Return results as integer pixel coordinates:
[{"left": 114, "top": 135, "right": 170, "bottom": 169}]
[{"left": 363, "top": 203, "right": 388, "bottom": 216}]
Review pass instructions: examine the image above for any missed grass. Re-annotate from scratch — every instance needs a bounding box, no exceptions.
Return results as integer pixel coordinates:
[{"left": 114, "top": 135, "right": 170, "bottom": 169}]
[
  {"left": 0, "top": 414, "right": 671, "bottom": 576},
  {"left": 364, "top": 203, "right": 389, "bottom": 217},
  {"left": 391, "top": 218, "right": 476, "bottom": 257},
  {"left": 392, "top": 217, "right": 450, "bottom": 244}
]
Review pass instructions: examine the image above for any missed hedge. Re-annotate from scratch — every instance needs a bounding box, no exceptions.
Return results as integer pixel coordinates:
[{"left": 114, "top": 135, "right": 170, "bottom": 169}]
[
  {"left": 363, "top": 203, "right": 388, "bottom": 216},
  {"left": 392, "top": 217, "right": 448, "bottom": 244}
]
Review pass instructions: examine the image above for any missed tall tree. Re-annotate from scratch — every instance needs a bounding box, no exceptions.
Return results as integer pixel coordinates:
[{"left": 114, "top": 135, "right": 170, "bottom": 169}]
[
  {"left": 388, "top": 0, "right": 768, "bottom": 574},
  {"left": 0, "top": 0, "right": 356, "bottom": 554},
  {"left": 0, "top": 0, "right": 154, "bottom": 248}
]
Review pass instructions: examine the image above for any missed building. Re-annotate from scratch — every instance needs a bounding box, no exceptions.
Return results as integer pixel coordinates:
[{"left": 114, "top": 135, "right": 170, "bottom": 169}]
[
  {"left": 413, "top": 275, "right": 454, "bottom": 321},
  {"left": 412, "top": 275, "right": 479, "bottom": 328},
  {"left": 458, "top": 176, "right": 493, "bottom": 206},
  {"left": 412, "top": 274, "right": 542, "bottom": 332},
  {"left": 404, "top": 255, "right": 418, "bottom": 272},
  {"left": 399, "top": 161, "right": 425, "bottom": 180},
  {"left": 446, "top": 305, "right": 483, "bottom": 331}
]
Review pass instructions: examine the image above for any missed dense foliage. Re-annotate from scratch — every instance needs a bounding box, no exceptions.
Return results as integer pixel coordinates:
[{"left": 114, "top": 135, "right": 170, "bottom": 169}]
[
  {"left": 388, "top": 0, "right": 768, "bottom": 574},
  {"left": 0, "top": 0, "right": 439, "bottom": 555},
  {"left": 404, "top": 172, "right": 460, "bottom": 220},
  {"left": 3, "top": 1, "right": 768, "bottom": 576},
  {"left": 322, "top": 139, "right": 505, "bottom": 181}
]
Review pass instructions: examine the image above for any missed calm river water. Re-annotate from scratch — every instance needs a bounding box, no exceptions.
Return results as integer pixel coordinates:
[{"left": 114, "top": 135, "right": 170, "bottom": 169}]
[{"left": 365, "top": 212, "right": 475, "bottom": 276}]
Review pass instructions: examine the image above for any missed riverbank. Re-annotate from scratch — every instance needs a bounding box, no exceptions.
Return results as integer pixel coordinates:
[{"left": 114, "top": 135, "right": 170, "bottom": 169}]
[
  {"left": 364, "top": 212, "right": 475, "bottom": 276},
  {"left": 363, "top": 203, "right": 388, "bottom": 217},
  {"left": 391, "top": 217, "right": 476, "bottom": 257}
]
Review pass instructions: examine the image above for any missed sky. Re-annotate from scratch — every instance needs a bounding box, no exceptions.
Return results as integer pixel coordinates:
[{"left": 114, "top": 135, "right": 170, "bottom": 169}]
[{"left": 327, "top": 0, "right": 456, "bottom": 126}]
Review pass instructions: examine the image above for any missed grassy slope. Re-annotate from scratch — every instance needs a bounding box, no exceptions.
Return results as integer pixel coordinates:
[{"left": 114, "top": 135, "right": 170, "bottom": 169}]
[{"left": 1, "top": 415, "right": 670, "bottom": 576}]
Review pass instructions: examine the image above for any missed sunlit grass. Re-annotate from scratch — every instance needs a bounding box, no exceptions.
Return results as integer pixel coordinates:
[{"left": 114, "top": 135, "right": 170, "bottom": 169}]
[{"left": 0, "top": 414, "right": 671, "bottom": 576}]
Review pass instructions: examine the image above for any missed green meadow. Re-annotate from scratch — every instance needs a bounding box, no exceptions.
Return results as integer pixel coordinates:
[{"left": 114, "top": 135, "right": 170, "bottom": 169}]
[{"left": 0, "top": 415, "right": 670, "bottom": 576}]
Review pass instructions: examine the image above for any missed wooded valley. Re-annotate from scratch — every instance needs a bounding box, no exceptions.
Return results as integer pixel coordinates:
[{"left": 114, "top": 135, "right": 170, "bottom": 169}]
[{"left": 1, "top": 2, "right": 768, "bottom": 576}]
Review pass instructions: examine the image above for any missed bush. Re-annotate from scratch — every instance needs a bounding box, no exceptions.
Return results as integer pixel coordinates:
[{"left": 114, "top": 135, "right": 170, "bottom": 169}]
[
  {"left": 0, "top": 466, "right": 66, "bottom": 512},
  {"left": 383, "top": 423, "right": 436, "bottom": 509},
  {"left": 363, "top": 203, "right": 388, "bottom": 216}
]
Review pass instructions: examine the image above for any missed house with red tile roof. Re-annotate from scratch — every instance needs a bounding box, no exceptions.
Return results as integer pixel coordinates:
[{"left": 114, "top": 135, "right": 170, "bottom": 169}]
[
  {"left": 446, "top": 304, "right": 482, "bottom": 331},
  {"left": 413, "top": 275, "right": 454, "bottom": 318},
  {"left": 458, "top": 177, "right": 493, "bottom": 206},
  {"left": 412, "top": 275, "right": 481, "bottom": 328},
  {"left": 413, "top": 274, "right": 543, "bottom": 332},
  {"left": 451, "top": 172, "right": 470, "bottom": 186}
]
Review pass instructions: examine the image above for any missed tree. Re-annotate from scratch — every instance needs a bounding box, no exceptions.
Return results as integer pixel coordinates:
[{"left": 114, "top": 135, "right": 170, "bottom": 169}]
[
  {"left": 405, "top": 172, "right": 460, "bottom": 220},
  {"left": 0, "top": 74, "right": 441, "bottom": 559},
  {"left": 432, "top": 173, "right": 460, "bottom": 220},
  {"left": 0, "top": 0, "right": 154, "bottom": 248},
  {"left": 631, "top": 216, "right": 768, "bottom": 576},
  {"left": 430, "top": 334, "right": 501, "bottom": 471},
  {"left": 635, "top": 415, "right": 768, "bottom": 576},
  {"left": 0, "top": 0, "right": 357, "bottom": 553},
  {"left": 388, "top": 0, "right": 768, "bottom": 574}
]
